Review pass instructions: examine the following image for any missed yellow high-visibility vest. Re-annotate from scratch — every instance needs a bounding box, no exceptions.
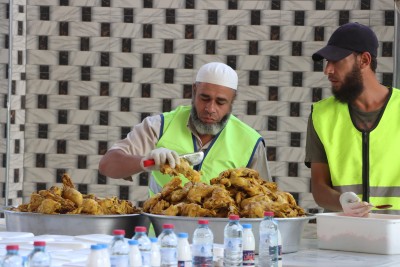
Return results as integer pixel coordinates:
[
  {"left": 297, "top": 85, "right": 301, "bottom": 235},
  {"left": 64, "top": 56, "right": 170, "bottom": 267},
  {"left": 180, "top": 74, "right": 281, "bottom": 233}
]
[
  {"left": 150, "top": 105, "right": 264, "bottom": 194},
  {"left": 312, "top": 88, "right": 400, "bottom": 212}
]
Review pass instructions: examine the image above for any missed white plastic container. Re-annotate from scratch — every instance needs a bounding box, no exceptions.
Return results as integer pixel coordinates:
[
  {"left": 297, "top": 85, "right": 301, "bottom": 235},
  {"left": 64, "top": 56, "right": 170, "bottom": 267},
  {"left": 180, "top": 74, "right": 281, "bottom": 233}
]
[{"left": 316, "top": 212, "right": 400, "bottom": 254}]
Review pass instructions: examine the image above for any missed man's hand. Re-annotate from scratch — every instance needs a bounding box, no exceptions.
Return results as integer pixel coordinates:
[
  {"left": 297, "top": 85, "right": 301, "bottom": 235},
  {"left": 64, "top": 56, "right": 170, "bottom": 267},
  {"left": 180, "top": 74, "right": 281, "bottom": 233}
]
[
  {"left": 140, "top": 148, "right": 180, "bottom": 171},
  {"left": 339, "top": 192, "right": 372, "bottom": 217}
]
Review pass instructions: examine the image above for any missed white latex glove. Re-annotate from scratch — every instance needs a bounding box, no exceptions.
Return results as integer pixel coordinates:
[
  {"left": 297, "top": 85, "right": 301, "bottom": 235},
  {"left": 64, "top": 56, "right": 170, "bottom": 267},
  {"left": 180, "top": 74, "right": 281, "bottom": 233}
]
[
  {"left": 339, "top": 192, "right": 372, "bottom": 217},
  {"left": 140, "top": 148, "right": 180, "bottom": 171}
]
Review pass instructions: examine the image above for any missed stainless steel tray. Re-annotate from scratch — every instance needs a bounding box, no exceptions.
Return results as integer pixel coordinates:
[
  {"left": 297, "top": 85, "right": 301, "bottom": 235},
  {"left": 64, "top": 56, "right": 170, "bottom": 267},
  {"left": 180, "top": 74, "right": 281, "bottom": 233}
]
[{"left": 3, "top": 208, "right": 150, "bottom": 238}]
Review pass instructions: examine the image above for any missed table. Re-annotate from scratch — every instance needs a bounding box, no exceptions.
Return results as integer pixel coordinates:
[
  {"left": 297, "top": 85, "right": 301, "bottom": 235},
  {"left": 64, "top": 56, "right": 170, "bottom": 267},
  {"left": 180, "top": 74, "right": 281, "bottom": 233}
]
[{"left": 1, "top": 220, "right": 400, "bottom": 266}]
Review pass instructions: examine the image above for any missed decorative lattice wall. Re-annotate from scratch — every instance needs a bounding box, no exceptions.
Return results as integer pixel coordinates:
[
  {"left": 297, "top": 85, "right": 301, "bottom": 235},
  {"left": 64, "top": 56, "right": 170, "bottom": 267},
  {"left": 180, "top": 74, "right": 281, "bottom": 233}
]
[{"left": 0, "top": 0, "right": 395, "bottom": 212}]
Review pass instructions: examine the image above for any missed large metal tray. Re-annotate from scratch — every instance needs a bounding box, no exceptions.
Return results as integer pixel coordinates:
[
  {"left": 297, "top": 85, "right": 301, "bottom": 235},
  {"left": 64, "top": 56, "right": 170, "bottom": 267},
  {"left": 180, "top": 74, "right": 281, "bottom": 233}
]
[
  {"left": 3, "top": 208, "right": 150, "bottom": 238},
  {"left": 144, "top": 212, "right": 315, "bottom": 253}
]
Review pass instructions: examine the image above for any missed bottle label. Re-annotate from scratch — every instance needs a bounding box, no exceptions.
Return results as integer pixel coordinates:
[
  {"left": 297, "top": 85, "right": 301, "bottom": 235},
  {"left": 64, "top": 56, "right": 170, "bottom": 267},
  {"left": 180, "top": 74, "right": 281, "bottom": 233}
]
[
  {"left": 224, "top": 238, "right": 242, "bottom": 252},
  {"left": 269, "top": 245, "right": 278, "bottom": 257},
  {"left": 110, "top": 255, "right": 129, "bottom": 267},
  {"left": 192, "top": 243, "right": 213, "bottom": 257},
  {"left": 242, "top": 250, "right": 255, "bottom": 266},
  {"left": 141, "top": 251, "right": 151, "bottom": 266},
  {"left": 192, "top": 255, "right": 213, "bottom": 266},
  {"left": 178, "top": 260, "right": 192, "bottom": 267},
  {"left": 160, "top": 247, "right": 177, "bottom": 264}
]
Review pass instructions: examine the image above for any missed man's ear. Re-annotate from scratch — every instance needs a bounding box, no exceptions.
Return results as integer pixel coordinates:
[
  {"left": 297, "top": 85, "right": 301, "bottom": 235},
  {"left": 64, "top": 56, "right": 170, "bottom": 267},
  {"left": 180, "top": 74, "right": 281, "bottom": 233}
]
[{"left": 360, "top": 52, "right": 372, "bottom": 69}]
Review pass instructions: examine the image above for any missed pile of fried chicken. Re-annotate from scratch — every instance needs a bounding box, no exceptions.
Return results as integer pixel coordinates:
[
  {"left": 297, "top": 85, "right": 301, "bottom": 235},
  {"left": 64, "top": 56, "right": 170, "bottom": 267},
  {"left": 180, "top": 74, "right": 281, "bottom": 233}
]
[
  {"left": 144, "top": 162, "right": 306, "bottom": 218},
  {"left": 13, "top": 174, "right": 141, "bottom": 215}
]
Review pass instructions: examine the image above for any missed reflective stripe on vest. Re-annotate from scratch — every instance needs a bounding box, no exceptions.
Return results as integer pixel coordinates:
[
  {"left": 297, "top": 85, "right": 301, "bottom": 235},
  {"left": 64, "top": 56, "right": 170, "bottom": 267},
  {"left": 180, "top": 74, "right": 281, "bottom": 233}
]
[
  {"left": 312, "top": 88, "right": 400, "bottom": 213},
  {"left": 149, "top": 105, "right": 263, "bottom": 195}
]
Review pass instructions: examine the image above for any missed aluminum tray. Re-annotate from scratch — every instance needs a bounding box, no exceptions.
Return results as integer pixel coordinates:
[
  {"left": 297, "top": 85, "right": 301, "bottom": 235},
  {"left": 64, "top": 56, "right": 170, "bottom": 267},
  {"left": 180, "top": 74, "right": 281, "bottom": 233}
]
[
  {"left": 144, "top": 212, "right": 315, "bottom": 253},
  {"left": 3, "top": 208, "right": 150, "bottom": 238}
]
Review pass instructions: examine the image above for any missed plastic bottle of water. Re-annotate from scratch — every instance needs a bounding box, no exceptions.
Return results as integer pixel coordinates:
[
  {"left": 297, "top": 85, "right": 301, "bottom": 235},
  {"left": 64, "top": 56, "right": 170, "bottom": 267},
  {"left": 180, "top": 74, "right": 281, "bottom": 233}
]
[
  {"left": 1, "top": 245, "right": 24, "bottom": 267},
  {"left": 128, "top": 239, "right": 142, "bottom": 267},
  {"left": 28, "top": 241, "right": 51, "bottom": 267},
  {"left": 150, "top": 237, "right": 161, "bottom": 267},
  {"left": 259, "top": 211, "right": 278, "bottom": 267},
  {"left": 132, "top": 226, "right": 151, "bottom": 267},
  {"left": 158, "top": 223, "right": 178, "bottom": 267},
  {"left": 192, "top": 219, "right": 213, "bottom": 267},
  {"left": 242, "top": 224, "right": 255, "bottom": 267},
  {"left": 109, "top": 229, "right": 129, "bottom": 267},
  {"left": 223, "top": 214, "right": 243, "bottom": 267},
  {"left": 97, "top": 244, "right": 111, "bottom": 267},
  {"left": 177, "top": 232, "right": 192, "bottom": 267}
]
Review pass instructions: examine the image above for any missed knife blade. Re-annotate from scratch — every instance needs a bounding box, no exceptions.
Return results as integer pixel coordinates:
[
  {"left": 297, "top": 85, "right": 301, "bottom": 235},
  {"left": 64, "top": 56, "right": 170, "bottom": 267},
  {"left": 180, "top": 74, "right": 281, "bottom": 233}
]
[
  {"left": 369, "top": 204, "right": 392, "bottom": 210},
  {"left": 142, "top": 151, "right": 204, "bottom": 167}
]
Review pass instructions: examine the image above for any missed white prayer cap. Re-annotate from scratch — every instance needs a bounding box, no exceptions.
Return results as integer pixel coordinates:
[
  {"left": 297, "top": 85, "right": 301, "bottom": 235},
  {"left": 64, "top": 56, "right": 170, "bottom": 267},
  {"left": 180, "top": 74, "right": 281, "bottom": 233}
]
[{"left": 195, "top": 62, "right": 238, "bottom": 90}]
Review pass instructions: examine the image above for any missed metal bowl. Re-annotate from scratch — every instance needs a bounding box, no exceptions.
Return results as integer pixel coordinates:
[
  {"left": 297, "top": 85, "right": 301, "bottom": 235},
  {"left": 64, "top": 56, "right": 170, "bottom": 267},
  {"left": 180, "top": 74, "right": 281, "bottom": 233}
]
[
  {"left": 3, "top": 208, "right": 150, "bottom": 238},
  {"left": 144, "top": 212, "right": 315, "bottom": 253}
]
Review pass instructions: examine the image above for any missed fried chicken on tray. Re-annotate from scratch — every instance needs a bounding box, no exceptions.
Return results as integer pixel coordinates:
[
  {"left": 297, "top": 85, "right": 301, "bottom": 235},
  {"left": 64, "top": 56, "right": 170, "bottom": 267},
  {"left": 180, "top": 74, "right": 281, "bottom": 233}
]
[
  {"left": 144, "top": 159, "right": 306, "bottom": 218},
  {"left": 13, "top": 173, "right": 141, "bottom": 215}
]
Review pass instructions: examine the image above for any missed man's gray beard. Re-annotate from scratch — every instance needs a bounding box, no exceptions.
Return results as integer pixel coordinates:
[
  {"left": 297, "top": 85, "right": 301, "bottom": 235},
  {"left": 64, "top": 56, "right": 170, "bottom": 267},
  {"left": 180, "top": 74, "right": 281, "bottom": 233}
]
[{"left": 190, "top": 108, "right": 230, "bottom": 135}]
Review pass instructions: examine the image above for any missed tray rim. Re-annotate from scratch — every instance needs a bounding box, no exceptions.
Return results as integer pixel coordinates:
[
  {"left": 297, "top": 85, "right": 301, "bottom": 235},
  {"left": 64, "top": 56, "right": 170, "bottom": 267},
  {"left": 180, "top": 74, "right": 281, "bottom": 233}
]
[{"left": 2, "top": 207, "right": 143, "bottom": 218}]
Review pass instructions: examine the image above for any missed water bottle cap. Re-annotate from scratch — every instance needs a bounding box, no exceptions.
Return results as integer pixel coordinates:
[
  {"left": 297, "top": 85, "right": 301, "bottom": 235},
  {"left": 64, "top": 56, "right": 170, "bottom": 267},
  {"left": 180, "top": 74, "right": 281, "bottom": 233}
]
[
  {"left": 198, "top": 219, "right": 209, "bottom": 225},
  {"left": 90, "top": 244, "right": 102, "bottom": 250},
  {"left": 97, "top": 243, "right": 108, "bottom": 249},
  {"left": 229, "top": 214, "right": 240, "bottom": 220},
  {"left": 264, "top": 211, "right": 274, "bottom": 217},
  {"left": 128, "top": 239, "right": 139, "bottom": 245},
  {"left": 178, "top": 232, "right": 188, "bottom": 238},
  {"left": 242, "top": 223, "right": 252, "bottom": 229},
  {"left": 33, "top": 241, "right": 46, "bottom": 247},
  {"left": 135, "top": 226, "right": 147, "bottom": 232},
  {"left": 113, "top": 229, "right": 125, "bottom": 236},
  {"left": 150, "top": 237, "right": 158, "bottom": 243},
  {"left": 162, "top": 223, "right": 174, "bottom": 229},
  {"left": 6, "top": 245, "right": 19, "bottom": 250}
]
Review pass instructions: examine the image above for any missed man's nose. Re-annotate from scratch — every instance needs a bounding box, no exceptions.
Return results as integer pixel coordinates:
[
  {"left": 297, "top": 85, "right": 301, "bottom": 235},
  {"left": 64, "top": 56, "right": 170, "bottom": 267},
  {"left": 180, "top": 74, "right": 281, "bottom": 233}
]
[
  {"left": 324, "top": 61, "right": 334, "bottom": 75},
  {"left": 205, "top": 102, "right": 216, "bottom": 113}
]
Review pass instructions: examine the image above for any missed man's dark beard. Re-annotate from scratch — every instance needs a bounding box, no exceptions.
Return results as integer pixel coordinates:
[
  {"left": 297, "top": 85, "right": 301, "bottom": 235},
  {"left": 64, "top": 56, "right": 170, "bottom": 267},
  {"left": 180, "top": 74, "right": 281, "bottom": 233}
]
[
  {"left": 332, "top": 64, "right": 364, "bottom": 103},
  {"left": 190, "top": 108, "right": 230, "bottom": 135}
]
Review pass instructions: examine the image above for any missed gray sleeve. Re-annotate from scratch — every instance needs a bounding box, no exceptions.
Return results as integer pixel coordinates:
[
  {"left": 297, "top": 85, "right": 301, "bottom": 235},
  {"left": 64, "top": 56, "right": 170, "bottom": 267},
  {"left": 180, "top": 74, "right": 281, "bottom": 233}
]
[
  {"left": 249, "top": 141, "right": 272, "bottom": 181},
  {"left": 304, "top": 113, "right": 328, "bottom": 168},
  {"left": 108, "top": 115, "right": 162, "bottom": 157}
]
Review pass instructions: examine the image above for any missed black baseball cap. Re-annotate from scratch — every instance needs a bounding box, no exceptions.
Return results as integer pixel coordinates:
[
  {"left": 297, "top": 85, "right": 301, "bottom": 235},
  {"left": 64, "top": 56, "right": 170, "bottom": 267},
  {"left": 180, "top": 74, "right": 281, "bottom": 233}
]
[{"left": 312, "top": 22, "right": 378, "bottom": 61}]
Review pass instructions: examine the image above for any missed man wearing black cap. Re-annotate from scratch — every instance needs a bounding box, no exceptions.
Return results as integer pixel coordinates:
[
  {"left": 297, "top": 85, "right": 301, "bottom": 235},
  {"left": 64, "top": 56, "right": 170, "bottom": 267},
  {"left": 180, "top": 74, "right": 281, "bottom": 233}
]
[{"left": 305, "top": 22, "right": 400, "bottom": 216}]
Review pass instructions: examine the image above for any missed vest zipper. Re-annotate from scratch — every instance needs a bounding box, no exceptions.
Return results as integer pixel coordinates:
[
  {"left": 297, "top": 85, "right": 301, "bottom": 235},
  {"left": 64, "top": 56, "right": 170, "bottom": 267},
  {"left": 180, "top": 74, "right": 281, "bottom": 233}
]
[{"left": 362, "top": 131, "right": 370, "bottom": 202}]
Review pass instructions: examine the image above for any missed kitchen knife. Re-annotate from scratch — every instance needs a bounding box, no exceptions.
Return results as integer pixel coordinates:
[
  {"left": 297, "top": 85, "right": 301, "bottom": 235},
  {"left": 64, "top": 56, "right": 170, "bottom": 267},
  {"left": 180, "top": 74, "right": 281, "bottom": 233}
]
[{"left": 142, "top": 151, "right": 204, "bottom": 167}]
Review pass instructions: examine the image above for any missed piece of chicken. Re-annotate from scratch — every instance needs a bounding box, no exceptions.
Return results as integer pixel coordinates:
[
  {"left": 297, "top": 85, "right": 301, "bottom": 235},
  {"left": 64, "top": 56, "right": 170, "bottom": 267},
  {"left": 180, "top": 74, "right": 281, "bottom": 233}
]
[
  {"left": 161, "top": 177, "right": 183, "bottom": 200},
  {"left": 160, "top": 159, "right": 201, "bottom": 183},
  {"left": 186, "top": 182, "right": 214, "bottom": 204},
  {"left": 179, "top": 203, "right": 216, "bottom": 217},
  {"left": 170, "top": 182, "right": 192, "bottom": 204},
  {"left": 38, "top": 190, "right": 76, "bottom": 213},
  {"left": 62, "top": 187, "right": 83, "bottom": 207},
  {"left": 143, "top": 193, "right": 162, "bottom": 213},
  {"left": 37, "top": 198, "right": 62, "bottom": 214},
  {"left": 149, "top": 199, "right": 170, "bottom": 214},
  {"left": 27, "top": 193, "right": 45, "bottom": 212},
  {"left": 80, "top": 198, "right": 103, "bottom": 215},
  {"left": 203, "top": 187, "right": 235, "bottom": 210}
]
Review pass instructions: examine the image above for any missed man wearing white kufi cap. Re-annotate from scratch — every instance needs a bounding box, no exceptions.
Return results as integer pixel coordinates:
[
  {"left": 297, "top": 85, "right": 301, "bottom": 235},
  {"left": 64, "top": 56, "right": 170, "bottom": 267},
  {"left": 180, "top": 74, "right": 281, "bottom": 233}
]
[
  {"left": 195, "top": 62, "right": 238, "bottom": 90},
  {"left": 99, "top": 62, "right": 271, "bottom": 196}
]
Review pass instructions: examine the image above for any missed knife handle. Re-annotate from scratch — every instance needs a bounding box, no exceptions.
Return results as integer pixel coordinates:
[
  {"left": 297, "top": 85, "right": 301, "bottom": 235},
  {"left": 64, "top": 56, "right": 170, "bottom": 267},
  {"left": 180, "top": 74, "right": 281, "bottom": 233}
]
[{"left": 142, "top": 159, "right": 155, "bottom": 167}]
